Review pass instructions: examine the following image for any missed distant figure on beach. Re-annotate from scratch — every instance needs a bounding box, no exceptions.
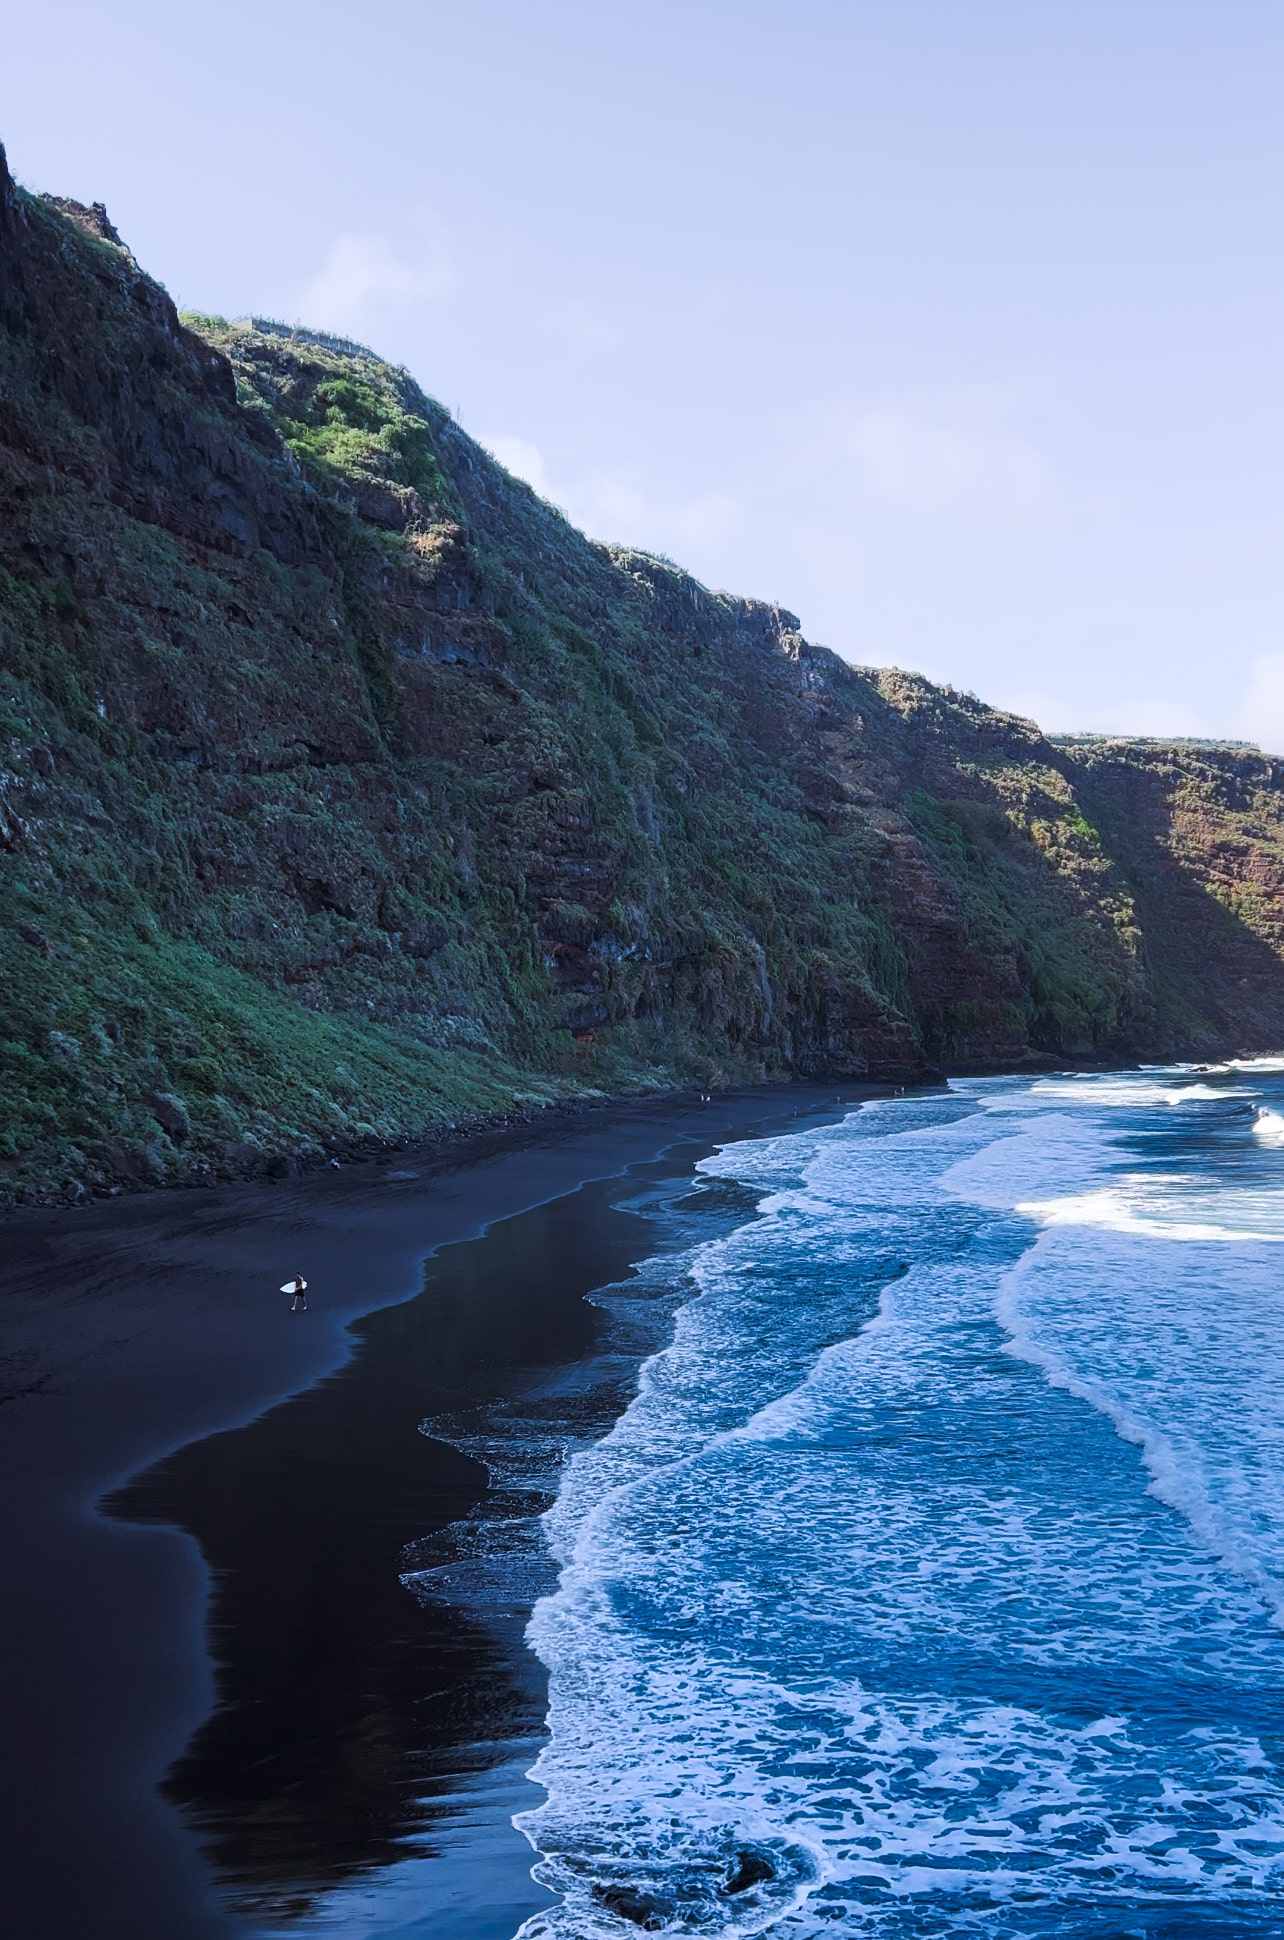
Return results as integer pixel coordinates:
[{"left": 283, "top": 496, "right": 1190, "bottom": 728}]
[{"left": 287, "top": 1274, "right": 308, "bottom": 1312}]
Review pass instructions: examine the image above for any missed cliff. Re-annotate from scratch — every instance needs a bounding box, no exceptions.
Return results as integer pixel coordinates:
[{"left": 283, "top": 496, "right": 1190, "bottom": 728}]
[{"left": 4, "top": 143, "right": 1284, "bottom": 1203}]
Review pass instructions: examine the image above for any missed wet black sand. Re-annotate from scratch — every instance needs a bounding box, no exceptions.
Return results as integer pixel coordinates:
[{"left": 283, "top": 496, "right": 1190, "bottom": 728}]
[
  {"left": 120, "top": 1168, "right": 705, "bottom": 1939},
  {"left": 0, "top": 1085, "right": 879, "bottom": 1940}
]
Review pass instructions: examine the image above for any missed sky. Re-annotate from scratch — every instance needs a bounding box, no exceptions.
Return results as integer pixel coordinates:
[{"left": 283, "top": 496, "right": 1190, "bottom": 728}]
[{"left": 4, "top": 1, "right": 1284, "bottom": 746}]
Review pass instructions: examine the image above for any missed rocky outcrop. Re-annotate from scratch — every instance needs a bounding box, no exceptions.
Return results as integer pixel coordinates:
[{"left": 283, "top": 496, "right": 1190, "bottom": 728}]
[{"left": 4, "top": 140, "right": 1284, "bottom": 1201}]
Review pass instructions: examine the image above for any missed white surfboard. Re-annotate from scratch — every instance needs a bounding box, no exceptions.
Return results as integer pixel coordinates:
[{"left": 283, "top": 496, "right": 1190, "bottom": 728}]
[{"left": 280, "top": 1280, "right": 308, "bottom": 1293}]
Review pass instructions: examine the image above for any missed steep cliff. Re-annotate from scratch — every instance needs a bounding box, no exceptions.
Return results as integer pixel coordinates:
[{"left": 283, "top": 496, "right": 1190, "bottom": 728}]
[{"left": 4, "top": 144, "right": 1284, "bottom": 1202}]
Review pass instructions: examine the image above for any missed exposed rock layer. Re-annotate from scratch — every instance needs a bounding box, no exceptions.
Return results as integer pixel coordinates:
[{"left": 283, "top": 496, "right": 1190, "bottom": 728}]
[{"left": 3, "top": 143, "right": 1284, "bottom": 1200}]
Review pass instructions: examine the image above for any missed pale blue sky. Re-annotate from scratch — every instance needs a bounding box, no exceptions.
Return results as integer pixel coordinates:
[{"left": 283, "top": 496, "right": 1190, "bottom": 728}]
[{"left": 6, "top": 2, "right": 1284, "bottom": 745}]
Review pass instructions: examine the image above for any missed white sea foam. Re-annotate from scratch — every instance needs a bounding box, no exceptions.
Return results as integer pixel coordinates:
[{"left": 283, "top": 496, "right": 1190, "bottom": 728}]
[
  {"left": 1002, "top": 1075, "right": 1258, "bottom": 1111},
  {"left": 1013, "top": 1183, "right": 1284, "bottom": 1243},
  {"left": 1025, "top": 1077, "right": 1212, "bottom": 1107},
  {"left": 517, "top": 1073, "right": 1284, "bottom": 1936},
  {"left": 991, "top": 1226, "right": 1284, "bottom": 1621}
]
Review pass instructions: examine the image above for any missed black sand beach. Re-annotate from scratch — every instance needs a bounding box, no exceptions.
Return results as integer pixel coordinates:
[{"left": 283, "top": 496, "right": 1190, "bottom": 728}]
[{"left": 0, "top": 1084, "right": 879, "bottom": 1940}]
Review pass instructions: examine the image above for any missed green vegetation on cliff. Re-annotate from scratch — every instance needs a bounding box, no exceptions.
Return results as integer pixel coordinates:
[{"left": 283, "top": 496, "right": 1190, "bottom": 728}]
[{"left": 5, "top": 149, "right": 1284, "bottom": 1203}]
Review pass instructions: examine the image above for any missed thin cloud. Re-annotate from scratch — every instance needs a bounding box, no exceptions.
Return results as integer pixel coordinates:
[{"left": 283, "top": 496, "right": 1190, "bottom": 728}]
[
  {"left": 998, "top": 687, "right": 1207, "bottom": 741},
  {"left": 482, "top": 434, "right": 744, "bottom": 555},
  {"left": 1234, "top": 653, "right": 1284, "bottom": 758},
  {"left": 797, "top": 387, "right": 1061, "bottom": 534},
  {"left": 485, "top": 435, "right": 558, "bottom": 501},
  {"left": 298, "top": 227, "right": 453, "bottom": 337},
  {"left": 549, "top": 299, "right": 624, "bottom": 351}
]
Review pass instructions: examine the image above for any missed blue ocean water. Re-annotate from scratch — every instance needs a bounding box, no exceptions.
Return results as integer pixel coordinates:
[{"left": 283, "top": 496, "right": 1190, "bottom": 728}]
[{"left": 516, "top": 1068, "right": 1284, "bottom": 1938}]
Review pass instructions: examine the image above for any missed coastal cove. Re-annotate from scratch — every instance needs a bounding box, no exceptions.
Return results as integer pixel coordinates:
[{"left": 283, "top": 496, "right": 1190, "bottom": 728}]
[
  {"left": 11, "top": 26, "right": 1284, "bottom": 1940},
  {"left": 7, "top": 1064, "right": 1284, "bottom": 1938},
  {"left": 0, "top": 1083, "right": 871, "bottom": 1940}
]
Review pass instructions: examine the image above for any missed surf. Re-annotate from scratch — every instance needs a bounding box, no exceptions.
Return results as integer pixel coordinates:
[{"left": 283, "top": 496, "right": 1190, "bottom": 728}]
[{"left": 515, "top": 1071, "right": 1284, "bottom": 1937}]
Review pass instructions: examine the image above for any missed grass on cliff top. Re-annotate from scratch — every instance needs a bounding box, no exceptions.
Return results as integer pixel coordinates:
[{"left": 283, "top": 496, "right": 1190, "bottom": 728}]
[{"left": 182, "top": 316, "right": 452, "bottom": 510}]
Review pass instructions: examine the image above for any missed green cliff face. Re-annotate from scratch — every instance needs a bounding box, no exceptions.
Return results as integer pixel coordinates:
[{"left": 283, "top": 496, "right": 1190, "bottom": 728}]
[{"left": 4, "top": 148, "right": 1284, "bottom": 1202}]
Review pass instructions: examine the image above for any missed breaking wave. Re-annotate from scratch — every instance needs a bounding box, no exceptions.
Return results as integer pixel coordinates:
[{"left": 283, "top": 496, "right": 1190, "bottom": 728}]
[{"left": 516, "top": 1069, "right": 1284, "bottom": 1936}]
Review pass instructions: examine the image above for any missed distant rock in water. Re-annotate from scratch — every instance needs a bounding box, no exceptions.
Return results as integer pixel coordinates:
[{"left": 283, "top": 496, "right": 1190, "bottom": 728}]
[{"left": 4, "top": 137, "right": 1284, "bottom": 1201}]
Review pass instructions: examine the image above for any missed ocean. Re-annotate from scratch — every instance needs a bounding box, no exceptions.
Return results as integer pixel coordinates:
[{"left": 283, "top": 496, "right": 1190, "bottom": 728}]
[{"left": 515, "top": 1068, "right": 1284, "bottom": 1938}]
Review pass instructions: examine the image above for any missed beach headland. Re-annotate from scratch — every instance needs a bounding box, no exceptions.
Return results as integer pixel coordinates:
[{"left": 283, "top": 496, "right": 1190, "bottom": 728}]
[{"left": 0, "top": 1082, "right": 885, "bottom": 1940}]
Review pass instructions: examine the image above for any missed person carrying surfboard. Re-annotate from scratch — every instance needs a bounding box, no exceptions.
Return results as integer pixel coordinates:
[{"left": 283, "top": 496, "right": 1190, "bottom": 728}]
[{"left": 286, "top": 1273, "right": 308, "bottom": 1312}]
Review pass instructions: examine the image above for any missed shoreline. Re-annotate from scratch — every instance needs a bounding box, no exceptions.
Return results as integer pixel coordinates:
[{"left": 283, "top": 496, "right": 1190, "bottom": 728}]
[
  {"left": 0, "top": 1080, "right": 886, "bottom": 1940},
  {"left": 3, "top": 1045, "right": 1180, "bottom": 1214},
  {"left": 3, "top": 1075, "right": 916, "bottom": 1214}
]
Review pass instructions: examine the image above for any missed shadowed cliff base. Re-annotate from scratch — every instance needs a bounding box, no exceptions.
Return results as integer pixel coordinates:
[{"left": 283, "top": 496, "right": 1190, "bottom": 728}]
[{"left": 5, "top": 139, "right": 1284, "bottom": 1204}]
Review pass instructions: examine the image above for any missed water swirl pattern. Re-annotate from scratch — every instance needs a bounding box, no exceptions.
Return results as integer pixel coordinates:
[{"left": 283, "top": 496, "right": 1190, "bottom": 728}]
[{"left": 517, "top": 1067, "right": 1284, "bottom": 1937}]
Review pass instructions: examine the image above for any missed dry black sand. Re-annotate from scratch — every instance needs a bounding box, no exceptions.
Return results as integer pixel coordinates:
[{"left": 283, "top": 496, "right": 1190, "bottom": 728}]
[{"left": 0, "top": 1085, "right": 883, "bottom": 1940}]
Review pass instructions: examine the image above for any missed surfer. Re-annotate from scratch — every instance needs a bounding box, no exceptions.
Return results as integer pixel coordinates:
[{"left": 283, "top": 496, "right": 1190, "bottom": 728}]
[{"left": 288, "top": 1273, "right": 308, "bottom": 1312}]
